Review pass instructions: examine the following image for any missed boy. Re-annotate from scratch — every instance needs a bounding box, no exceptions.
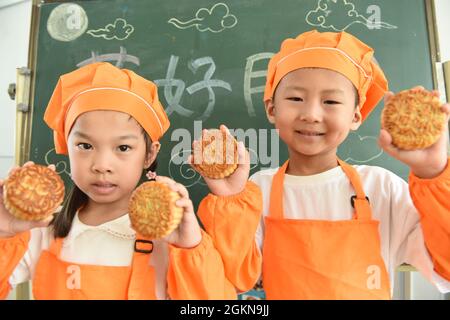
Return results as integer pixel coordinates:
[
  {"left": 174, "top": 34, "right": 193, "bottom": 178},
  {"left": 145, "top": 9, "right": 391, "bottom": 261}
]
[{"left": 193, "top": 30, "right": 450, "bottom": 299}]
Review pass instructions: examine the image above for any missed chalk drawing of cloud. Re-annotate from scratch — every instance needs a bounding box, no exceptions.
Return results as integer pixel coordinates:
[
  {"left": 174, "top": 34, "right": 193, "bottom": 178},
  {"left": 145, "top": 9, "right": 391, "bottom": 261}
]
[
  {"left": 168, "top": 3, "right": 237, "bottom": 33},
  {"left": 306, "top": 0, "right": 397, "bottom": 31},
  {"left": 339, "top": 132, "right": 383, "bottom": 164},
  {"left": 87, "top": 18, "right": 134, "bottom": 40}
]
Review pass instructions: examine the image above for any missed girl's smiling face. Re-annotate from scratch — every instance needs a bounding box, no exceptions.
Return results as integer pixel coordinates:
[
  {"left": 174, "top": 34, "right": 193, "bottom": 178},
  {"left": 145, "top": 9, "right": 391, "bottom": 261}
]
[
  {"left": 265, "top": 68, "right": 362, "bottom": 159},
  {"left": 67, "top": 110, "right": 155, "bottom": 209}
]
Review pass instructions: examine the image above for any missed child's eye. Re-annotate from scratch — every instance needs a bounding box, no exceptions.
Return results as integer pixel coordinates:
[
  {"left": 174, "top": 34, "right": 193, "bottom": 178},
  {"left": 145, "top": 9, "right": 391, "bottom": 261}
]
[
  {"left": 324, "top": 100, "right": 341, "bottom": 105},
  {"left": 77, "top": 143, "right": 92, "bottom": 150},
  {"left": 118, "top": 145, "right": 131, "bottom": 152},
  {"left": 287, "top": 97, "right": 303, "bottom": 102}
]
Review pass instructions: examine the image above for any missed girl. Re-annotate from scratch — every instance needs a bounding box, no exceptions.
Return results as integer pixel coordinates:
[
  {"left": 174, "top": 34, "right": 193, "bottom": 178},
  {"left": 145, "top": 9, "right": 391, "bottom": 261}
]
[
  {"left": 192, "top": 30, "right": 450, "bottom": 299},
  {"left": 0, "top": 62, "right": 236, "bottom": 300}
]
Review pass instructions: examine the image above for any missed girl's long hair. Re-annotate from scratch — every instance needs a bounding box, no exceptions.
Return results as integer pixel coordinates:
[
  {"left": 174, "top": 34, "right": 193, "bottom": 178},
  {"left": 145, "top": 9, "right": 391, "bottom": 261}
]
[{"left": 51, "top": 129, "right": 157, "bottom": 238}]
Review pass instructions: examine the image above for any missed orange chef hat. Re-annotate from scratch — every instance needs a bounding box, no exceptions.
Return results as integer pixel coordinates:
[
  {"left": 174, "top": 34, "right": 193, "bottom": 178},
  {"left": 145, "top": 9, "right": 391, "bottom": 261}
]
[
  {"left": 264, "top": 30, "right": 388, "bottom": 122},
  {"left": 44, "top": 62, "right": 170, "bottom": 154}
]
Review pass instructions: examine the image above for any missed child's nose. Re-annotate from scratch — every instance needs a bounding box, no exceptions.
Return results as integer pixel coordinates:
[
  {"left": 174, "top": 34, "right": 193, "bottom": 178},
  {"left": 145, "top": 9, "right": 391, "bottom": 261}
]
[
  {"left": 299, "top": 100, "right": 323, "bottom": 122},
  {"left": 91, "top": 153, "right": 113, "bottom": 174}
]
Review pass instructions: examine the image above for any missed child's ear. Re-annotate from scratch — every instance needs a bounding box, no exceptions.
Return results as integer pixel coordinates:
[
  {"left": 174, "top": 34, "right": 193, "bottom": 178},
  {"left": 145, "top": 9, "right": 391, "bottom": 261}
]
[
  {"left": 350, "top": 108, "right": 362, "bottom": 131},
  {"left": 264, "top": 98, "right": 276, "bottom": 124},
  {"left": 144, "top": 141, "right": 161, "bottom": 169}
]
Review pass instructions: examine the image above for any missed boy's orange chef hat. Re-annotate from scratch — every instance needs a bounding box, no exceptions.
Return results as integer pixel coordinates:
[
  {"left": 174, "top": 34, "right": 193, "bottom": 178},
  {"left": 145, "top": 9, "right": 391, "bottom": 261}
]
[
  {"left": 264, "top": 30, "right": 388, "bottom": 122},
  {"left": 44, "top": 62, "right": 170, "bottom": 154}
]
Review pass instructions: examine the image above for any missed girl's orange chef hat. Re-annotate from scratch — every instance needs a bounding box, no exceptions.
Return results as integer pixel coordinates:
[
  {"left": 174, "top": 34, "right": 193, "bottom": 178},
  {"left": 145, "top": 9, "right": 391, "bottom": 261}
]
[
  {"left": 44, "top": 62, "right": 170, "bottom": 154},
  {"left": 264, "top": 30, "right": 388, "bottom": 122}
]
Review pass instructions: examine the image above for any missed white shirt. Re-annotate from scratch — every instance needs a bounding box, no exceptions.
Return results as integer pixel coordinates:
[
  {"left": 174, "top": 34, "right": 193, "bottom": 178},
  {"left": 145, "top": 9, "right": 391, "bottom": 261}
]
[
  {"left": 250, "top": 165, "right": 450, "bottom": 294},
  {"left": 8, "top": 212, "right": 169, "bottom": 299}
]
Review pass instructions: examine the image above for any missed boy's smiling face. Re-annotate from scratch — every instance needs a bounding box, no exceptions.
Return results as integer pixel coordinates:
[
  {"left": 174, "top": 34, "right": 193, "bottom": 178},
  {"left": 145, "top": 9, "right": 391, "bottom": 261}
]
[{"left": 265, "top": 67, "right": 362, "bottom": 159}]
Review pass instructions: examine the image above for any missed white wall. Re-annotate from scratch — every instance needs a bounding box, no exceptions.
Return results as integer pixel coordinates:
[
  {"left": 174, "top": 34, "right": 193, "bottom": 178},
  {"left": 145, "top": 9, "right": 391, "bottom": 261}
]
[
  {"left": 0, "top": 0, "right": 32, "bottom": 300},
  {"left": 0, "top": 0, "right": 32, "bottom": 179},
  {"left": 435, "top": 0, "right": 450, "bottom": 63},
  {"left": 411, "top": 272, "right": 446, "bottom": 300}
]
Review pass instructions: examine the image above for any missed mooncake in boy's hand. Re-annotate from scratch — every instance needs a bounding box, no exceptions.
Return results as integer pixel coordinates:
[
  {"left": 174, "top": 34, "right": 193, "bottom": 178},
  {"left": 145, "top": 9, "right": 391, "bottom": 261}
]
[
  {"left": 191, "top": 128, "right": 238, "bottom": 179},
  {"left": 3, "top": 164, "right": 64, "bottom": 221},
  {"left": 128, "top": 181, "right": 183, "bottom": 239},
  {"left": 382, "top": 88, "right": 446, "bottom": 150}
]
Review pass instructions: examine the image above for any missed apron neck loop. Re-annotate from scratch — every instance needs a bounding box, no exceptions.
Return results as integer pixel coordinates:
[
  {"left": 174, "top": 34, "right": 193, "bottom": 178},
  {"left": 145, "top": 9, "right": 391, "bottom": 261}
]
[{"left": 269, "top": 158, "right": 372, "bottom": 220}]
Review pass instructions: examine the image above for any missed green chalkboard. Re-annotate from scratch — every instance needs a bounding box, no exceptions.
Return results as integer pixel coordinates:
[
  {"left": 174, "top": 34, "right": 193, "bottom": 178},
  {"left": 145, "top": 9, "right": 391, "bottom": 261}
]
[{"left": 29, "top": 0, "right": 436, "bottom": 210}]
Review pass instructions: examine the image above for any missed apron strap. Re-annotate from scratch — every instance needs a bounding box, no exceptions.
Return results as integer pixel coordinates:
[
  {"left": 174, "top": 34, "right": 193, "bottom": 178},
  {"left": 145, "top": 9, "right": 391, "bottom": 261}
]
[
  {"left": 268, "top": 160, "right": 289, "bottom": 219},
  {"left": 337, "top": 158, "right": 372, "bottom": 221},
  {"left": 127, "top": 234, "right": 156, "bottom": 299},
  {"left": 49, "top": 237, "right": 64, "bottom": 257},
  {"left": 268, "top": 159, "right": 372, "bottom": 220}
]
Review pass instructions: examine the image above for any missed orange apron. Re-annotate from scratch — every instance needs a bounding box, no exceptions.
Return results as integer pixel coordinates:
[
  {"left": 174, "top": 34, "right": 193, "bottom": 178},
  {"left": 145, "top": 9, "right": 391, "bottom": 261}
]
[
  {"left": 32, "top": 236, "right": 156, "bottom": 299},
  {"left": 262, "top": 159, "right": 391, "bottom": 299}
]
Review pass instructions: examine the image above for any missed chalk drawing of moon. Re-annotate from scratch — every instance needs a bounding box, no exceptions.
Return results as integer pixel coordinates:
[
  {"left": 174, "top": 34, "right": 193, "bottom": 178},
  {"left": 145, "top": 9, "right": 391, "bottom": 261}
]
[{"left": 47, "top": 3, "right": 88, "bottom": 42}]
